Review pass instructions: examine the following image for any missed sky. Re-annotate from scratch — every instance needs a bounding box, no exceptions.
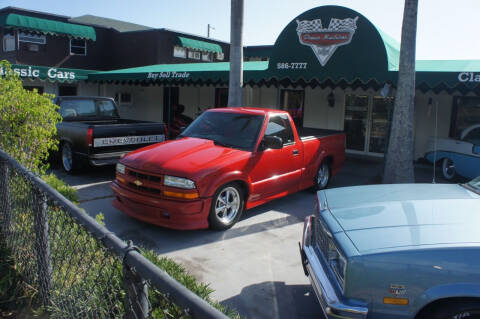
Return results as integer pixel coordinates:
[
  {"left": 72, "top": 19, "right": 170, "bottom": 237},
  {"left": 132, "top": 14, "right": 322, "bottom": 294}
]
[{"left": 1, "top": 0, "right": 480, "bottom": 60}]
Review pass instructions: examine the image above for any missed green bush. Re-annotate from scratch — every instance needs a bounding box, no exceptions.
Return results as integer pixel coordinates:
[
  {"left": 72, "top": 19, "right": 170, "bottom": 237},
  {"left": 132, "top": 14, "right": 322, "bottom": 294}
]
[{"left": 0, "top": 60, "right": 62, "bottom": 173}]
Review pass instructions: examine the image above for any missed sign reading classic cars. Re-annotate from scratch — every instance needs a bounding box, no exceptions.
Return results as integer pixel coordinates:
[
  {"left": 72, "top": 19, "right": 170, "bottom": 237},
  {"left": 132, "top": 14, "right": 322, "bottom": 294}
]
[
  {"left": 296, "top": 16, "right": 358, "bottom": 66},
  {"left": 0, "top": 65, "right": 76, "bottom": 80},
  {"left": 458, "top": 72, "right": 480, "bottom": 83}
]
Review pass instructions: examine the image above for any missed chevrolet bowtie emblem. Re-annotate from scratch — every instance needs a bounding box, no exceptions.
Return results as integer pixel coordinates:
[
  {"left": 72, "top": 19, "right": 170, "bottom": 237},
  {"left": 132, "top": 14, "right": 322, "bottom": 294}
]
[{"left": 133, "top": 180, "right": 143, "bottom": 187}]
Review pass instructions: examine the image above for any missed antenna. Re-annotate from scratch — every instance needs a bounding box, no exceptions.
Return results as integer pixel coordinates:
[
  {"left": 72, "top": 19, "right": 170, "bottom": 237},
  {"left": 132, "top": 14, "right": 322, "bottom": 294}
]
[{"left": 431, "top": 98, "right": 438, "bottom": 183}]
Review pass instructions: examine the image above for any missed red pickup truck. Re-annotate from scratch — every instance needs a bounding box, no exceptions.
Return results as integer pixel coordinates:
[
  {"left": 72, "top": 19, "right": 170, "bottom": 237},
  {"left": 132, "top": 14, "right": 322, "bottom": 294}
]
[{"left": 112, "top": 107, "right": 345, "bottom": 230}]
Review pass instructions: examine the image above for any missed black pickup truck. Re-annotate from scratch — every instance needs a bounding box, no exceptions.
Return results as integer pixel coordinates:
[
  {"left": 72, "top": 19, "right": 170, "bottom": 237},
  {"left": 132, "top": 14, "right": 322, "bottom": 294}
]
[{"left": 55, "top": 96, "right": 167, "bottom": 173}]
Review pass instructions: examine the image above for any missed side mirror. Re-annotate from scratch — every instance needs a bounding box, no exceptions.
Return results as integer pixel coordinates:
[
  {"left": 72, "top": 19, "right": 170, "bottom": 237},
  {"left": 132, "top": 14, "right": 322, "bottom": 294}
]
[
  {"left": 261, "top": 136, "right": 283, "bottom": 150},
  {"left": 473, "top": 145, "right": 480, "bottom": 155}
]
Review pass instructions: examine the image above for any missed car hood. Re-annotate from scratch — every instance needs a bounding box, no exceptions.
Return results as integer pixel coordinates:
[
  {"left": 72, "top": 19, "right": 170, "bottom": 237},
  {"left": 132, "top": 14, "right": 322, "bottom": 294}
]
[
  {"left": 121, "top": 137, "right": 247, "bottom": 176},
  {"left": 323, "top": 184, "right": 480, "bottom": 253}
]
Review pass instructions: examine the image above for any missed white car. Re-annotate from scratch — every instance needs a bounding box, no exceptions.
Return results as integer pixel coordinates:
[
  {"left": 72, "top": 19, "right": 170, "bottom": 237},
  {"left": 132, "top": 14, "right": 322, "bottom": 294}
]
[{"left": 425, "top": 124, "right": 480, "bottom": 180}]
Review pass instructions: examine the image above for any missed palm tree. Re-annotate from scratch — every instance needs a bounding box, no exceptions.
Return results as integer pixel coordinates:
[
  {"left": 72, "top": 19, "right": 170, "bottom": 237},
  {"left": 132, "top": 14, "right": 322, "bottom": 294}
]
[
  {"left": 383, "top": 0, "right": 418, "bottom": 183},
  {"left": 228, "top": 0, "right": 244, "bottom": 107}
]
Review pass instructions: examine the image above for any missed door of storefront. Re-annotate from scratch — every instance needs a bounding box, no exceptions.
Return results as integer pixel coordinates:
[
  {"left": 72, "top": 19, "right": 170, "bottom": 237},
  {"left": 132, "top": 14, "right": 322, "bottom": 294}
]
[
  {"left": 280, "top": 89, "right": 304, "bottom": 128},
  {"left": 344, "top": 94, "right": 393, "bottom": 155}
]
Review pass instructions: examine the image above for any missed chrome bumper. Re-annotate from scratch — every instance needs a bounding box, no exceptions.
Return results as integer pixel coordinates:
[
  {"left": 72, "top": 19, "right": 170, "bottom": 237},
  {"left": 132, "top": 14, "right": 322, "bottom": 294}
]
[
  {"left": 89, "top": 151, "right": 131, "bottom": 166},
  {"left": 300, "top": 215, "right": 368, "bottom": 319}
]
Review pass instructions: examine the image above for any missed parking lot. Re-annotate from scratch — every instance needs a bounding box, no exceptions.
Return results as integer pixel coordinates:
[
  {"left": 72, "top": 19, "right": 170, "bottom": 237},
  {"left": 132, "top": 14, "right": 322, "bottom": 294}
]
[{"left": 54, "top": 157, "right": 450, "bottom": 319}]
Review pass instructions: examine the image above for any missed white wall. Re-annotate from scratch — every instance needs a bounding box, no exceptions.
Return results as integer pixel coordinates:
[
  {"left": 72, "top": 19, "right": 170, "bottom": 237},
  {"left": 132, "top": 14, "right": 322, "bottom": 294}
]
[
  {"left": 303, "top": 87, "right": 345, "bottom": 130},
  {"left": 78, "top": 82, "right": 100, "bottom": 96},
  {"left": 102, "top": 84, "right": 164, "bottom": 122},
  {"left": 179, "top": 86, "right": 215, "bottom": 118},
  {"left": 414, "top": 91, "right": 453, "bottom": 159}
]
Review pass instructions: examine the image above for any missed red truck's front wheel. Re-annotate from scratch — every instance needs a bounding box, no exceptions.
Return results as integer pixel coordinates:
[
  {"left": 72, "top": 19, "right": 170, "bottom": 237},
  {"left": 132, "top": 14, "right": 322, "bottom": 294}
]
[{"left": 209, "top": 183, "right": 245, "bottom": 230}]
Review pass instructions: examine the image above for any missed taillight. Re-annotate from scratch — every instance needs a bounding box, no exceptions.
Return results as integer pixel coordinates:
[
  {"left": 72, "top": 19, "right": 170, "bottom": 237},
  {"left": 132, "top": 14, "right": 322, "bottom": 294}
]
[{"left": 86, "top": 128, "right": 93, "bottom": 147}]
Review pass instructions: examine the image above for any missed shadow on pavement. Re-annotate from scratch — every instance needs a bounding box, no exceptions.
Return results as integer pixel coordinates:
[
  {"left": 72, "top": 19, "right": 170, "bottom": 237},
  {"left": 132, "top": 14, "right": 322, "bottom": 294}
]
[{"left": 222, "top": 281, "right": 324, "bottom": 319}]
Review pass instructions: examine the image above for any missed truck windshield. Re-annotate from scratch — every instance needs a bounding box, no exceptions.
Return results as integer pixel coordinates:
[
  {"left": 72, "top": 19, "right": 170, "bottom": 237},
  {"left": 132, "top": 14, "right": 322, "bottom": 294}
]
[
  {"left": 59, "top": 99, "right": 119, "bottom": 119},
  {"left": 180, "top": 111, "right": 264, "bottom": 151}
]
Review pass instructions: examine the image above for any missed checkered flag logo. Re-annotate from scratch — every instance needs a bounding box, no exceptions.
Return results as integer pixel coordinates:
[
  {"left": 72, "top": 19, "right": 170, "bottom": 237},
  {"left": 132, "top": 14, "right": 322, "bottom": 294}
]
[{"left": 296, "top": 16, "right": 358, "bottom": 66}]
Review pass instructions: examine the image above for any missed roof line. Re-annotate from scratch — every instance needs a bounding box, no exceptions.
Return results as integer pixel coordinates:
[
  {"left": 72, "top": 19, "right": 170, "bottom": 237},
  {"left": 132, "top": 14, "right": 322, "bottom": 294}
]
[
  {"left": 120, "top": 27, "right": 230, "bottom": 44},
  {"left": 0, "top": 6, "right": 71, "bottom": 20}
]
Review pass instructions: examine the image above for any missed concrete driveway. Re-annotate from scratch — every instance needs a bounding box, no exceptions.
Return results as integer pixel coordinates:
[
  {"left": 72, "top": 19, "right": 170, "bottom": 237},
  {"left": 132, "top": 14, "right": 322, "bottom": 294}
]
[{"left": 53, "top": 157, "right": 450, "bottom": 319}]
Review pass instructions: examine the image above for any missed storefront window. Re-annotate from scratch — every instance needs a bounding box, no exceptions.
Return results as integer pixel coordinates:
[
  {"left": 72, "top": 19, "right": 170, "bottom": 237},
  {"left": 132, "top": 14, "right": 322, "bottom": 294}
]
[
  {"left": 344, "top": 94, "right": 368, "bottom": 151},
  {"left": 280, "top": 89, "right": 304, "bottom": 128},
  {"left": 451, "top": 97, "right": 480, "bottom": 138},
  {"left": 3, "top": 32, "right": 15, "bottom": 52},
  {"left": 369, "top": 97, "right": 393, "bottom": 154}
]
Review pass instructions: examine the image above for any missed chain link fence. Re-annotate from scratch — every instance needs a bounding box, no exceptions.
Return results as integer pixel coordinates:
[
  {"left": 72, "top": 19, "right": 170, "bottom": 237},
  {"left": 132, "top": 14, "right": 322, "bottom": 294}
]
[{"left": 0, "top": 149, "right": 228, "bottom": 319}]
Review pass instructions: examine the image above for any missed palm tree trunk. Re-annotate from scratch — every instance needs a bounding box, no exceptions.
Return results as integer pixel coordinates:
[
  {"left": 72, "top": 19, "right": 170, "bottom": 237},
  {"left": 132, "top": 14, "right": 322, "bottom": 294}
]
[
  {"left": 383, "top": 0, "right": 418, "bottom": 183},
  {"left": 228, "top": 0, "right": 244, "bottom": 107}
]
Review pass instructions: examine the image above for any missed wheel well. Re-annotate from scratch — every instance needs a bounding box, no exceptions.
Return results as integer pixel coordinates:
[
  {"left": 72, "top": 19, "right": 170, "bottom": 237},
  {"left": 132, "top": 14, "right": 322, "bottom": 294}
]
[
  {"left": 415, "top": 297, "right": 480, "bottom": 319},
  {"left": 229, "top": 180, "right": 249, "bottom": 201},
  {"left": 323, "top": 155, "right": 333, "bottom": 167}
]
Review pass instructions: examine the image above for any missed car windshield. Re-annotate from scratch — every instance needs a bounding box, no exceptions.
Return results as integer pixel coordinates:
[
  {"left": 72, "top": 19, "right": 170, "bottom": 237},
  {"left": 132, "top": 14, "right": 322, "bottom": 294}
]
[
  {"left": 180, "top": 111, "right": 264, "bottom": 151},
  {"left": 59, "top": 99, "right": 119, "bottom": 119},
  {"left": 464, "top": 176, "right": 480, "bottom": 194}
]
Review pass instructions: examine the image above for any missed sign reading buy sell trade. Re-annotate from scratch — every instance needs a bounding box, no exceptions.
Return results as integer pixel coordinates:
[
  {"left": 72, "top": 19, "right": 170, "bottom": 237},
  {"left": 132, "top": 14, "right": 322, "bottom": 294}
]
[
  {"left": 257, "top": 5, "right": 398, "bottom": 85},
  {"left": 0, "top": 64, "right": 92, "bottom": 82}
]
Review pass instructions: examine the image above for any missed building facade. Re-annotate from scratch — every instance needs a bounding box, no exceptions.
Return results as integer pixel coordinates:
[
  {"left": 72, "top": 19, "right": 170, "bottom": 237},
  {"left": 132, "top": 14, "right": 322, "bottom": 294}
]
[{"left": 1, "top": 6, "right": 480, "bottom": 160}]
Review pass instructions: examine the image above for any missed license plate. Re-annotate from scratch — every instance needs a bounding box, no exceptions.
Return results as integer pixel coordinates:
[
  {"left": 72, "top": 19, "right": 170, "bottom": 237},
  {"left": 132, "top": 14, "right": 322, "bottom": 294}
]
[{"left": 93, "top": 134, "right": 165, "bottom": 147}]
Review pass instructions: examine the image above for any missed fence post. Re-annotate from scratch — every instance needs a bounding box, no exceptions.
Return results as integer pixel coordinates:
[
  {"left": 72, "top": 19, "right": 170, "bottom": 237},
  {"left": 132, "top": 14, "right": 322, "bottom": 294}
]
[
  {"left": 124, "top": 241, "right": 149, "bottom": 319},
  {"left": 0, "top": 159, "right": 11, "bottom": 234},
  {"left": 33, "top": 186, "right": 52, "bottom": 308}
]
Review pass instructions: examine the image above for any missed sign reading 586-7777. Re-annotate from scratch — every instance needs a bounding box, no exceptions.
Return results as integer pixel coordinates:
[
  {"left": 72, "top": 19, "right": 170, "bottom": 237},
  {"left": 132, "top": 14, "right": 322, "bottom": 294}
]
[{"left": 277, "top": 62, "right": 308, "bottom": 70}]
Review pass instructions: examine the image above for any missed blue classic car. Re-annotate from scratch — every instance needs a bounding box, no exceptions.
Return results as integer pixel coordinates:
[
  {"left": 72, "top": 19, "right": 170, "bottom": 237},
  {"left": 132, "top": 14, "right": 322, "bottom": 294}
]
[
  {"left": 300, "top": 179, "right": 480, "bottom": 319},
  {"left": 425, "top": 124, "right": 480, "bottom": 180}
]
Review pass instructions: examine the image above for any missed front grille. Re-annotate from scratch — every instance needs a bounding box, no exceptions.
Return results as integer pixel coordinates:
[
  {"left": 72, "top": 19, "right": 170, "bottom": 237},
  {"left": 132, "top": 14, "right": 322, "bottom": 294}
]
[
  {"left": 128, "top": 170, "right": 162, "bottom": 183},
  {"left": 128, "top": 183, "right": 161, "bottom": 194},
  {"left": 315, "top": 219, "right": 329, "bottom": 257}
]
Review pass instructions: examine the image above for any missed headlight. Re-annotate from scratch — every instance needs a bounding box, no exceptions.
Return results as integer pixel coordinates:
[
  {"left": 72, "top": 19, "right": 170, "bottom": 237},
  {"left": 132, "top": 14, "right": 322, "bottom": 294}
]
[
  {"left": 116, "top": 163, "right": 125, "bottom": 175},
  {"left": 164, "top": 175, "right": 196, "bottom": 189},
  {"left": 328, "top": 242, "right": 347, "bottom": 288}
]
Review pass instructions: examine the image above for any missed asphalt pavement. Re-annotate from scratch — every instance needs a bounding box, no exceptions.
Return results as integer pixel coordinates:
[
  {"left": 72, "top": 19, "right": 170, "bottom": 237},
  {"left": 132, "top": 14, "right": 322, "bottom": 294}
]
[{"left": 52, "top": 156, "right": 452, "bottom": 319}]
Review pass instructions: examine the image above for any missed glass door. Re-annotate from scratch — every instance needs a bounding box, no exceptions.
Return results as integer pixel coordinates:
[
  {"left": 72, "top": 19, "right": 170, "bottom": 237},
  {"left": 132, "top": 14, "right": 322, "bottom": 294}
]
[
  {"left": 344, "top": 94, "right": 369, "bottom": 151},
  {"left": 369, "top": 97, "right": 393, "bottom": 154},
  {"left": 280, "top": 89, "right": 305, "bottom": 129}
]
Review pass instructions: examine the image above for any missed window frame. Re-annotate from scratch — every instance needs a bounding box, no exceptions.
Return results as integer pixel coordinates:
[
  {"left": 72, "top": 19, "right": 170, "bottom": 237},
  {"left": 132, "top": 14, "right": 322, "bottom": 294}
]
[
  {"left": 18, "top": 31, "right": 46, "bottom": 45},
  {"left": 188, "top": 50, "right": 201, "bottom": 60},
  {"left": 3, "top": 32, "right": 15, "bottom": 52},
  {"left": 70, "top": 38, "right": 87, "bottom": 56},
  {"left": 173, "top": 46, "right": 187, "bottom": 58},
  {"left": 264, "top": 114, "right": 295, "bottom": 146}
]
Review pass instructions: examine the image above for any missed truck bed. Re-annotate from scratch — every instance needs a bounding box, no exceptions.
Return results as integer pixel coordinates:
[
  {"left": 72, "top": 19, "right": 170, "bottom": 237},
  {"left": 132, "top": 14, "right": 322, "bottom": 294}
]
[{"left": 297, "top": 127, "right": 344, "bottom": 140}]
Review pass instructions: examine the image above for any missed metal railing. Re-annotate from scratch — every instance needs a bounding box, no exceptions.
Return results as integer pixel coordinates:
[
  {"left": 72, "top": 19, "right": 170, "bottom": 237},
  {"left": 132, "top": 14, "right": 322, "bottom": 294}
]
[{"left": 0, "top": 148, "right": 228, "bottom": 319}]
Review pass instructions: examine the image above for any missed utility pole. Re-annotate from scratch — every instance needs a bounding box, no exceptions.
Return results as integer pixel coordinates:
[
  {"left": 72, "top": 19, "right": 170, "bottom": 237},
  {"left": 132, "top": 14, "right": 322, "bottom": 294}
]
[
  {"left": 228, "top": 0, "right": 244, "bottom": 107},
  {"left": 207, "top": 24, "right": 215, "bottom": 38}
]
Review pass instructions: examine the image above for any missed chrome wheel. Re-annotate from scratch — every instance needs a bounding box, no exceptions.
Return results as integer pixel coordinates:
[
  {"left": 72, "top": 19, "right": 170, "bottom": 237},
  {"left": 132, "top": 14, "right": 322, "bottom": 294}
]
[
  {"left": 214, "top": 186, "right": 241, "bottom": 224},
  {"left": 442, "top": 157, "right": 456, "bottom": 180},
  {"left": 315, "top": 162, "right": 330, "bottom": 190},
  {"left": 62, "top": 143, "right": 73, "bottom": 172}
]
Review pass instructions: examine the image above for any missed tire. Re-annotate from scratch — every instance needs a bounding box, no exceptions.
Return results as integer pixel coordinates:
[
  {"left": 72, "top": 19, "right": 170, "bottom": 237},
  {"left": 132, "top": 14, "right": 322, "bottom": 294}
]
[
  {"left": 419, "top": 301, "right": 480, "bottom": 319},
  {"left": 61, "top": 142, "right": 79, "bottom": 173},
  {"left": 442, "top": 157, "right": 456, "bottom": 181},
  {"left": 209, "top": 183, "right": 245, "bottom": 230},
  {"left": 314, "top": 161, "right": 331, "bottom": 191}
]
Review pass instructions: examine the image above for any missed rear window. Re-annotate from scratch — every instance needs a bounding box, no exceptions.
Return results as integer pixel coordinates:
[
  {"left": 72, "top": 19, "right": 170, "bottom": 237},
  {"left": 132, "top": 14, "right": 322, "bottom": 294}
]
[{"left": 59, "top": 99, "right": 119, "bottom": 119}]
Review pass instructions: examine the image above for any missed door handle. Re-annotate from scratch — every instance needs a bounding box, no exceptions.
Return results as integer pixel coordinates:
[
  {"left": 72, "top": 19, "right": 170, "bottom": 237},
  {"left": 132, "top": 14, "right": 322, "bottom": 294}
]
[{"left": 293, "top": 149, "right": 299, "bottom": 156}]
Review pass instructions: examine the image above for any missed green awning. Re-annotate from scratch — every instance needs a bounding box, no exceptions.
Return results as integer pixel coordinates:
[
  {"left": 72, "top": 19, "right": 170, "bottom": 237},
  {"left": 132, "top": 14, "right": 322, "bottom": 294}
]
[
  {"left": 0, "top": 14, "right": 96, "bottom": 41},
  {"left": 2, "top": 64, "right": 97, "bottom": 82},
  {"left": 88, "top": 61, "right": 267, "bottom": 83},
  {"left": 176, "top": 36, "right": 222, "bottom": 53}
]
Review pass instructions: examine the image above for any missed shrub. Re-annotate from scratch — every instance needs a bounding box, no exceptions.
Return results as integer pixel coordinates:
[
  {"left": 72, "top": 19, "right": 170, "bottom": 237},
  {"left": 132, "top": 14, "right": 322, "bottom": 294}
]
[{"left": 0, "top": 60, "right": 62, "bottom": 173}]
